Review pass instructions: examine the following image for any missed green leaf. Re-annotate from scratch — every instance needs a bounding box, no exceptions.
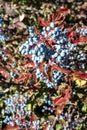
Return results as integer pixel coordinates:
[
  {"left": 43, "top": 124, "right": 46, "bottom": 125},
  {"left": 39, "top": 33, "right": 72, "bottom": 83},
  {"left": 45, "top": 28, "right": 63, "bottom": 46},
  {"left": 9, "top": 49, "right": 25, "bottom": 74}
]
[
  {"left": 56, "top": 124, "right": 62, "bottom": 130},
  {"left": 81, "top": 105, "right": 87, "bottom": 112}
]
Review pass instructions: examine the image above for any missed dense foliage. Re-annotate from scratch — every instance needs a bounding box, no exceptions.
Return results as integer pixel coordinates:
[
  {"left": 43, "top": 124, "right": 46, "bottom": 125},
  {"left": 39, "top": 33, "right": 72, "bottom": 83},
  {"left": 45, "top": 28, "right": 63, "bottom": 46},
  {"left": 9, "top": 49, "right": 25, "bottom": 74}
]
[{"left": 0, "top": 1, "right": 87, "bottom": 130}]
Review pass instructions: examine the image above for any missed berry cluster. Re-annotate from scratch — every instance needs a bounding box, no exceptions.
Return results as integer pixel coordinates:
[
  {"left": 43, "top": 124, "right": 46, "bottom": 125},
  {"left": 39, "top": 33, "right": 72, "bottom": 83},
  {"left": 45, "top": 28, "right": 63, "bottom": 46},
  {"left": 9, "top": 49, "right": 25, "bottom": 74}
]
[
  {"left": 76, "top": 27, "right": 87, "bottom": 36},
  {"left": 42, "top": 96, "right": 54, "bottom": 113},
  {"left": 0, "top": 17, "right": 8, "bottom": 43},
  {"left": 19, "top": 22, "right": 86, "bottom": 88},
  {"left": 3, "top": 93, "right": 31, "bottom": 128}
]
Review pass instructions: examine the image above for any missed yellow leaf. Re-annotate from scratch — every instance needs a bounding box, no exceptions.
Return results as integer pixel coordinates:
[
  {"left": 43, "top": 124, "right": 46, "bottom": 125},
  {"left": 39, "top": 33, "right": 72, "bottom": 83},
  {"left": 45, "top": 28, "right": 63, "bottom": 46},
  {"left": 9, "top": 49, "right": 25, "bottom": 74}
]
[
  {"left": 75, "top": 78, "right": 86, "bottom": 86},
  {"left": 27, "top": 104, "right": 31, "bottom": 111}
]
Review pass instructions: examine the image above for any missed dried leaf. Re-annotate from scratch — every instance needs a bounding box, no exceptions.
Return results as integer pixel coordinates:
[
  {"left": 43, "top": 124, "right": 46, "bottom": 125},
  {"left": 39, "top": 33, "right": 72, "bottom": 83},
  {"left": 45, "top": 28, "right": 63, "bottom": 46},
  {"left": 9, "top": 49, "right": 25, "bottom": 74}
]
[
  {"left": 47, "top": 65, "right": 53, "bottom": 82},
  {"left": 16, "top": 21, "right": 27, "bottom": 29},
  {"left": 3, "top": 2, "right": 18, "bottom": 16}
]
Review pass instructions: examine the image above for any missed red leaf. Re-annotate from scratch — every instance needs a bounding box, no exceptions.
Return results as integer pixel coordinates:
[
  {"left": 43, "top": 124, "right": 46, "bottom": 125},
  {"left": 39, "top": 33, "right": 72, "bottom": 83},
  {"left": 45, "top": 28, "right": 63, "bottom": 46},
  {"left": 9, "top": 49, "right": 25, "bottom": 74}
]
[
  {"left": 50, "top": 13, "right": 54, "bottom": 21},
  {"left": 52, "top": 64, "right": 71, "bottom": 74},
  {"left": 73, "top": 71, "right": 87, "bottom": 80},
  {"left": 53, "top": 90, "right": 71, "bottom": 106},
  {"left": 43, "top": 124, "right": 49, "bottom": 130},
  {"left": 38, "top": 17, "right": 49, "bottom": 27},
  {"left": 38, "top": 62, "right": 47, "bottom": 77},
  {"left": 56, "top": 7, "right": 68, "bottom": 15},
  {"left": 79, "top": 74, "right": 87, "bottom": 80},
  {"left": 24, "top": 54, "right": 32, "bottom": 59},
  {"left": 16, "top": 75, "right": 27, "bottom": 82},
  {"left": 33, "top": 84, "right": 40, "bottom": 89},
  {"left": 54, "top": 15, "right": 64, "bottom": 25},
  {"left": 74, "top": 37, "right": 87, "bottom": 44},
  {"left": 47, "top": 64, "right": 53, "bottom": 82},
  {"left": 30, "top": 113, "right": 37, "bottom": 121},
  {"left": 3, "top": 124, "right": 19, "bottom": 130},
  {"left": 67, "top": 31, "right": 76, "bottom": 37},
  {"left": 22, "top": 61, "right": 35, "bottom": 69},
  {"left": 16, "top": 72, "right": 31, "bottom": 82},
  {"left": 0, "top": 68, "right": 5, "bottom": 73},
  {"left": 2, "top": 49, "right": 13, "bottom": 59}
]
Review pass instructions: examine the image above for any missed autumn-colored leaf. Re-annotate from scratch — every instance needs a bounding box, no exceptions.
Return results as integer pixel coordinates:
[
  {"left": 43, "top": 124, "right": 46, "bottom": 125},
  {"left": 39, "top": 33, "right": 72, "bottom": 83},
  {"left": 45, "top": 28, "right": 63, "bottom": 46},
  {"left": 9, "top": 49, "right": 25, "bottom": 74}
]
[
  {"left": 16, "top": 72, "right": 31, "bottom": 82},
  {"left": 74, "top": 37, "right": 87, "bottom": 44},
  {"left": 38, "top": 62, "right": 47, "bottom": 77},
  {"left": 43, "top": 124, "right": 50, "bottom": 130},
  {"left": 52, "top": 64, "right": 71, "bottom": 74},
  {"left": 0, "top": 68, "right": 6, "bottom": 74},
  {"left": 16, "top": 75, "right": 27, "bottom": 82},
  {"left": 25, "top": 54, "right": 32, "bottom": 59},
  {"left": 75, "top": 78, "right": 86, "bottom": 86},
  {"left": 0, "top": 68, "right": 10, "bottom": 78},
  {"left": 56, "top": 7, "right": 68, "bottom": 15},
  {"left": 30, "top": 113, "right": 37, "bottom": 121},
  {"left": 67, "top": 31, "right": 76, "bottom": 38},
  {"left": 73, "top": 71, "right": 87, "bottom": 80},
  {"left": 53, "top": 89, "right": 71, "bottom": 106},
  {"left": 54, "top": 7, "right": 68, "bottom": 22},
  {"left": 3, "top": 124, "right": 19, "bottom": 130},
  {"left": 47, "top": 64, "right": 53, "bottom": 82},
  {"left": 33, "top": 83, "right": 40, "bottom": 89},
  {"left": 81, "top": 2, "right": 87, "bottom": 9},
  {"left": 2, "top": 49, "right": 13, "bottom": 59},
  {"left": 50, "top": 13, "right": 54, "bottom": 21},
  {"left": 38, "top": 17, "right": 49, "bottom": 27},
  {"left": 22, "top": 61, "right": 35, "bottom": 69}
]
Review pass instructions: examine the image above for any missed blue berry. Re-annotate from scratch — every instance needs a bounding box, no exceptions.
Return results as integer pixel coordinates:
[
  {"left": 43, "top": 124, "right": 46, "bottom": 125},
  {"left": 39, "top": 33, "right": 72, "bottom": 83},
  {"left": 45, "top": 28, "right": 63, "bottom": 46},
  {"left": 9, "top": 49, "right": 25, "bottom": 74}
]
[{"left": 50, "top": 22, "right": 55, "bottom": 28}]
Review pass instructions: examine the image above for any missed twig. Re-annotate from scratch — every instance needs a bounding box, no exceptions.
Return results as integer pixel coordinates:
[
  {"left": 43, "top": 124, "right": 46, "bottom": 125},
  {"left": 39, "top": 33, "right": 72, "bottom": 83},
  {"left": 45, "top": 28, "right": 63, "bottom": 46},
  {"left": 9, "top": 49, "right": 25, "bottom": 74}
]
[{"left": 50, "top": 116, "right": 58, "bottom": 130}]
